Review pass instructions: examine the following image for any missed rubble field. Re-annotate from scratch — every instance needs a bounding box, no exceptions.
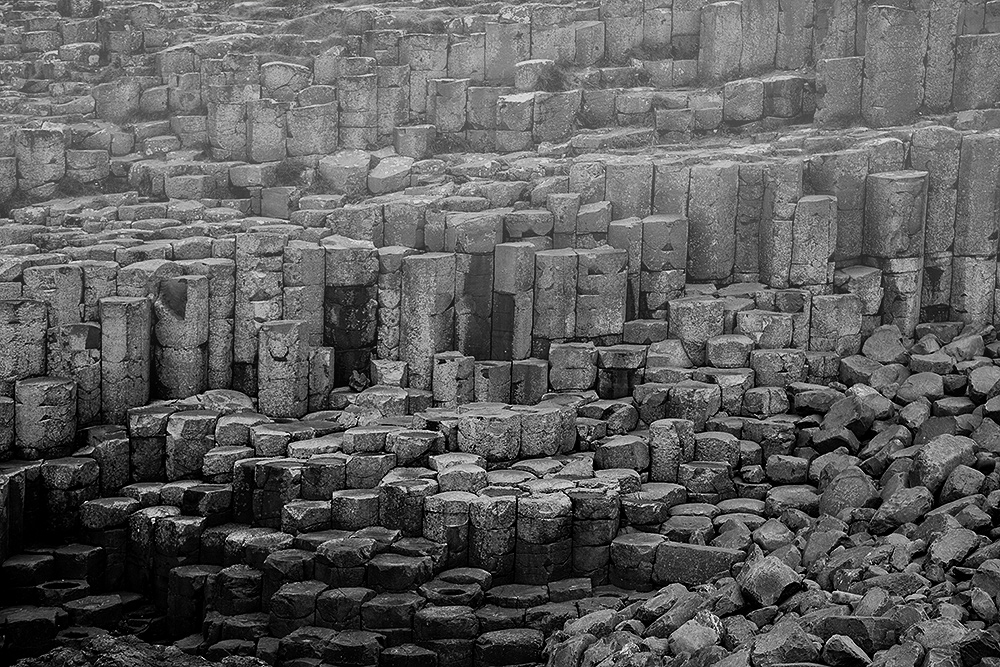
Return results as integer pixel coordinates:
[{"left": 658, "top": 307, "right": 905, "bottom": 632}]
[{"left": 2, "top": 0, "right": 1000, "bottom": 667}]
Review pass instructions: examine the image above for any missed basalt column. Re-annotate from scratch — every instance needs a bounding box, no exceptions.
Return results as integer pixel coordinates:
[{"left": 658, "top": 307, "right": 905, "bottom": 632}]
[
  {"left": 863, "top": 170, "right": 928, "bottom": 336},
  {"left": 206, "top": 83, "right": 260, "bottom": 161},
  {"left": 100, "top": 296, "right": 152, "bottom": 425},
  {"left": 258, "top": 320, "right": 309, "bottom": 419},
  {"left": 576, "top": 247, "right": 628, "bottom": 342},
  {"left": 469, "top": 493, "right": 516, "bottom": 582},
  {"left": 282, "top": 241, "right": 325, "bottom": 349},
  {"left": 14, "top": 127, "right": 67, "bottom": 198},
  {"left": 953, "top": 132, "right": 1000, "bottom": 324},
  {"left": 0, "top": 299, "right": 48, "bottom": 394},
  {"left": 807, "top": 149, "right": 867, "bottom": 264},
  {"left": 861, "top": 5, "right": 923, "bottom": 127},
  {"left": 687, "top": 161, "right": 739, "bottom": 283},
  {"left": 152, "top": 275, "right": 210, "bottom": 399},
  {"left": 491, "top": 242, "right": 535, "bottom": 362},
  {"left": 448, "top": 211, "right": 501, "bottom": 361},
  {"left": 46, "top": 322, "right": 102, "bottom": 427},
  {"left": 177, "top": 258, "right": 235, "bottom": 389},
  {"left": 234, "top": 233, "right": 286, "bottom": 395},
  {"left": 22, "top": 264, "right": 83, "bottom": 328},
  {"left": 789, "top": 195, "right": 837, "bottom": 290},
  {"left": 376, "top": 246, "right": 416, "bottom": 362},
  {"left": 760, "top": 159, "right": 804, "bottom": 289},
  {"left": 14, "top": 377, "right": 77, "bottom": 460},
  {"left": 533, "top": 249, "right": 578, "bottom": 358},
  {"left": 910, "top": 126, "right": 961, "bottom": 322},
  {"left": 323, "top": 236, "right": 378, "bottom": 386},
  {"left": 639, "top": 214, "right": 688, "bottom": 319}
]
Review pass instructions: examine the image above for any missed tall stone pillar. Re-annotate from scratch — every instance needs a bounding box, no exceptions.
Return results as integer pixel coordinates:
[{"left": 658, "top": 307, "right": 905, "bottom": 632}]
[
  {"left": 861, "top": 5, "right": 923, "bottom": 127},
  {"left": 323, "top": 236, "right": 378, "bottom": 386},
  {"left": 234, "top": 233, "right": 286, "bottom": 395},
  {"left": 400, "top": 253, "right": 456, "bottom": 391},
  {"left": 0, "top": 300, "right": 47, "bottom": 393},
  {"left": 952, "top": 132, "right": 1000, "bottom": 325},
  {"left": 448, "top": 211, "right": 501, "bottom": 361},
  {"left": 492, "top": 243, "right": 535, "bottom": 362},
  {"left": 177, "top": 258, "right": 235, "bottom": 389},
  {"left": 14, "top": 377, "right": 76, "bottom": 460},
  {"left": 639, "top": 214, "right": 687, "bottom": 319},
  {"left": 47, "top": 323, "right": 101, "bottom": 427},
  {"left": 152, "top": 275, "right": 209, "bottom": 399},
  {"left": 23, "top": 264, "right": 83, "bottom": 328},
  {"left": 532, "top": 249, "right": 577, "bottom": 356},
  {"left": 14, "top": 128, "right": 67, "bottom": 197},
  {"left": 576, "top": 247, "right": 628, "bottom": 340},
  {"left": 258, "top": 320, "right": 309, "bottom": 419},
  {"left": 790, "top": 195, "right": 837, "bottom": 289},
  {"left": 910, "top": 126, "right": 960, "bottom": 321},
  {"left": 100, "top": 296, "right": 151, "bottom": 424},
  {"left": 376, "top": 246, "right": 416, "bottom": 362},
  {"left": 687, "top": 161, "right": 739, "bottom": 282},
  {"left": 206, "top": 83, "right": 259, "bottom": 161},
  {"left": 282, "top": 241, "right": 325, "bottom": 348}
]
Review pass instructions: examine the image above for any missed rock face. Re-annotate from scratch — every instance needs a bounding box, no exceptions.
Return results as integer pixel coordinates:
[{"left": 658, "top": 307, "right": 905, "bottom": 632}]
[{"left": 4, "top": 1, "right": 1000, "bottom": 667}]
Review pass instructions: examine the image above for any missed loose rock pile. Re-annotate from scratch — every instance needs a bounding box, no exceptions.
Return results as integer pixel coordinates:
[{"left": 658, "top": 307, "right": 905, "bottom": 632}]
[{"left": 3, "top": 0, "right": 1000, "bottom": 666}]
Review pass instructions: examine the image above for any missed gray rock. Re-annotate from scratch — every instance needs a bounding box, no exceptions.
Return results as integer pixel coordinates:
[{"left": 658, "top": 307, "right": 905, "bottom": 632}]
[
  {"left": 737, "top": 551, "right": 802, "bottom": 606},
  {"left": 820, "top": 465, "right": 878, "bottom": 517},
  {"left": 910, "top": 434, "right": 975, "bottom": 494},
  {"left": 823, "top": 634, "right": 872, "bottom": 667},
  {"left": 751, "top": 620, "right": 819, "bottom": 666},
  {"left": 870, "top": 486, "right": 934, "bottom": 534},
  {"left": 862, "top": 325, "right": 908, "bottom": 364}
]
